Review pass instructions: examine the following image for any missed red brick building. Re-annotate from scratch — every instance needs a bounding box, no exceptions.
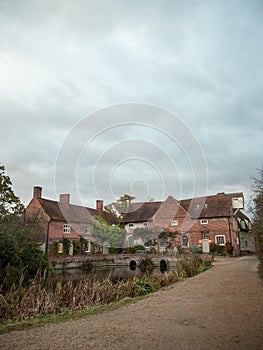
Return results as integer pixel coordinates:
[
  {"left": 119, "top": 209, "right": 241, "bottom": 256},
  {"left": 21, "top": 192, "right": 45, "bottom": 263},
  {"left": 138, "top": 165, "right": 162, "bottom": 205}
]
[
  {"left": 26, "top": 186, "right": 117, "bottom": 255},
  {"left": 121, "top": 192, "right": 254, "bottom": 255}
]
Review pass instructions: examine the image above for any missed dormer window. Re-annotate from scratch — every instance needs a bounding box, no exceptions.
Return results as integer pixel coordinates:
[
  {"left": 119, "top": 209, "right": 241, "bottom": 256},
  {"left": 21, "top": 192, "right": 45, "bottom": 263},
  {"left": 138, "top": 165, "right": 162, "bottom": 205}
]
[
  {"left": 171, "top": 220, "right": 178, "bottom": 226},
  {"left": 63, "top": 224, "right": 71, "bottom": 234}
]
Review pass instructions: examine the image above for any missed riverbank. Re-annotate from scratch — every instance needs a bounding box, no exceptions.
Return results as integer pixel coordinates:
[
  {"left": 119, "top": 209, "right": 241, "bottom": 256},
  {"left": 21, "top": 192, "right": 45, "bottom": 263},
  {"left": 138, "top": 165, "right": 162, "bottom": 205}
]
[
  {"left": 0, "top": 255, "right": 212, "bottom": 326},
  {"left": 1, "top": 256, "right": 262, "bottom": 350}
]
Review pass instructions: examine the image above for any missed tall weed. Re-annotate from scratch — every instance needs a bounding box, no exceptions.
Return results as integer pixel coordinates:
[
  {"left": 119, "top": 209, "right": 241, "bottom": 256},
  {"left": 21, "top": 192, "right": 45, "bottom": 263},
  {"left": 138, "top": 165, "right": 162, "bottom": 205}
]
[{"left": 0, "top": 255, "right": 212, "bottom": 322}]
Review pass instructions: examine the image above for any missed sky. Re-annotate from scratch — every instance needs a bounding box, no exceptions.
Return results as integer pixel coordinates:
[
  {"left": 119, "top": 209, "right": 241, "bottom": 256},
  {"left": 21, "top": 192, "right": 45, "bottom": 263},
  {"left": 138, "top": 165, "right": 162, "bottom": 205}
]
[{"left": 1, "top": 0, "right": 263, "bottom": 212}]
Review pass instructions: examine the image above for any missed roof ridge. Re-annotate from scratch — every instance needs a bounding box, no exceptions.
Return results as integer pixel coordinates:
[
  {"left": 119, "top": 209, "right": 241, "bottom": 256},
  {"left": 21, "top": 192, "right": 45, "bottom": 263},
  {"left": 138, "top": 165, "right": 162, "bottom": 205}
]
[
  {"left": 38, "top": 197, "right": 94, "bottom": 211},
  {"left": 179, "top": 191, "right": 243, "bottom": 202}
]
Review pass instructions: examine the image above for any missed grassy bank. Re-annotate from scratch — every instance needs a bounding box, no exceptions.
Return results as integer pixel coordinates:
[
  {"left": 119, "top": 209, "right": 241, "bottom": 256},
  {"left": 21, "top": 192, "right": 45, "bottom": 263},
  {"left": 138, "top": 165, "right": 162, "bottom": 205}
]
[{"left": 0, "top": 255, "right": 212, "bottom": 332}]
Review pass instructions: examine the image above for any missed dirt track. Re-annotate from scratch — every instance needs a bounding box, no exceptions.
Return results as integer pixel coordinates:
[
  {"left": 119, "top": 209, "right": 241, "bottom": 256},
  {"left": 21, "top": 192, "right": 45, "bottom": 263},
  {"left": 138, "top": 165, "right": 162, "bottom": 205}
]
[{"left": 1, "top": 256, "right": 263, "bottom": 350}]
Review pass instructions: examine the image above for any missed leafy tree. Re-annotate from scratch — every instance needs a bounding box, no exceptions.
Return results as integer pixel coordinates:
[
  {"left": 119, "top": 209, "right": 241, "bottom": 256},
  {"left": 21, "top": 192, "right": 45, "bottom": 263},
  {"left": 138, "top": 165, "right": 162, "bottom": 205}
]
[
  {"left": 133, "top": 226, "right": 164, "bottom": 245},
  {"left": 0, "top": 166, "right": 48, "bottom": 292},
  {"left": 0, "top": 215, "right": 48, "bottom": 292},
  {"left": 251, "top": 167, "right": 263, "bottom": 272},
  {"left": 105, "top": 194, "right": 135, "bottom": 218},
  {"left": 93, "top": 216, "right": 125, "bottom": 248},
  {"left": 0, "top": 165, "right": 24, "bottom": 220}
]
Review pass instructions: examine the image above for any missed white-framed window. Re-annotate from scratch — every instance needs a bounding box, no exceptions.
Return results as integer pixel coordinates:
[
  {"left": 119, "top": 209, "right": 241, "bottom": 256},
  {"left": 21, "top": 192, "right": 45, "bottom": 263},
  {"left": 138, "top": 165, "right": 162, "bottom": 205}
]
[
  {"left": 143, "top": 222, "right": 148, "bottom": 227},
  {"left": 63, "top": 224, "right": 71, "bottom": 234},
  {"left": 200, "top": 219, "right": 208, "bottom": 225},
  {"left": 128, "top": 223, "right": 134, "bottom": 227},
  {"left": 85, "top": 225, "right": 90, "bottom": 234},
  {"left": 202, "top": 230, "right": 209, "bottom": 239},
  {"left": 215, "top": 235, "right": 226, "bottom": 246},
  {"left": 171, "top": 220, "right": 178, "bottom": 226}
]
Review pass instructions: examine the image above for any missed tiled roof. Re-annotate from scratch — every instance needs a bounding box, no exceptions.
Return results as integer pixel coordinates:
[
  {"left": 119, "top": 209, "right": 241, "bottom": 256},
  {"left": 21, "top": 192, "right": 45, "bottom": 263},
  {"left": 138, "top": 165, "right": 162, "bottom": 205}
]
[
  {"left": 87, "top": 207, "right": 119, "bottom": 225},
  {"left": 121, "top": 201, "right": 162, "bottom": 223},
  {"left": 180, "top": 192, "right": 244, "bottom": 218},
  {"left": 121, "top": 192, "right": 244, "bottom": 223},
  {"left": 38, "top": 198, "right": 118, "bottom": 225},
  {"left": 38, "top": 199, "right": 94, "bottom": 223}
]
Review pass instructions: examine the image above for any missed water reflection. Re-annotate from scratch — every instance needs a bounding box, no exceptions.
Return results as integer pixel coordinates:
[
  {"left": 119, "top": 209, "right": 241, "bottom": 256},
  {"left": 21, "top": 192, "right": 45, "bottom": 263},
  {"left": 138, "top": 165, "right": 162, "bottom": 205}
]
[{"left": 48, "top": 265, "right": 168, "bottom": 286}]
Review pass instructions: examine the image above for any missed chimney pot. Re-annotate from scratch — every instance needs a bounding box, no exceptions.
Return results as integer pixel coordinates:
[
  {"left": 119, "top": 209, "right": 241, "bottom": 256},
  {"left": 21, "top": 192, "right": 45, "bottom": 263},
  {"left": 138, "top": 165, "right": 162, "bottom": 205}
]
[
  {"left": 33, "top": 186, "right": 42, "bottom": 199},
  {"left": 96, "top": 200, "right": 104, "bottom": 213},
  {"left": 60, "top": 194, "right": 70, "bottom": 204}
]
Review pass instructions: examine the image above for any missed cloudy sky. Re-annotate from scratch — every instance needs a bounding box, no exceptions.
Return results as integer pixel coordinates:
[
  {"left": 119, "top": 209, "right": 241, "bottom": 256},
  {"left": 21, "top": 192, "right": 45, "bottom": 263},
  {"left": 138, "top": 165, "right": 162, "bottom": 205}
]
[{"left": 1, "top": 0, "right": 263, "bottom": 211}]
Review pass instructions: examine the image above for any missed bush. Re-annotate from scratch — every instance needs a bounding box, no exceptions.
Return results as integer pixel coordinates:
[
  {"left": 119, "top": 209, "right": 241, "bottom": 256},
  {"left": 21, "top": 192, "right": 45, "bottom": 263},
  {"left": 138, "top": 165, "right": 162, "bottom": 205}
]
[
  {"left": 73, "top": 240, "right": 81, "bottom": 255},
  {"left": 138, "top": 257, "right": 154, "bottom": 274},
  {"left": 175, "top": 255, "right": 212, "bottom": 278},
  {"left": 190, "top": 243, "right": 202, "bottom": 254},
  {"left": 0, "top": 217, "right": 48, "bottom": 293},
  {"left": 210, "top": 243, "right": 224, "bottom": 255},
  {"left": 134, "top": 277, "right": 155, "bottom": 295}
]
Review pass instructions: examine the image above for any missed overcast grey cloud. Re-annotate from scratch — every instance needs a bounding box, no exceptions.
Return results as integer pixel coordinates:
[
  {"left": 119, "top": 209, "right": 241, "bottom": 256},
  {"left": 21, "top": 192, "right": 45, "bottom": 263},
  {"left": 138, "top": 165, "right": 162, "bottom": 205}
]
[{"left": 1, "top": 0, "right": 263, "bottom": 211}]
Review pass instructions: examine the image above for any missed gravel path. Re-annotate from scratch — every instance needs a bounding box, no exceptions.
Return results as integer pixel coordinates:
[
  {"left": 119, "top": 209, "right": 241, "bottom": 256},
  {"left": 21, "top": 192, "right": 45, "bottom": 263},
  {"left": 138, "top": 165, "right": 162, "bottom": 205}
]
[{"left": 1, "top": 256, "right": 263, "bottom": 350}]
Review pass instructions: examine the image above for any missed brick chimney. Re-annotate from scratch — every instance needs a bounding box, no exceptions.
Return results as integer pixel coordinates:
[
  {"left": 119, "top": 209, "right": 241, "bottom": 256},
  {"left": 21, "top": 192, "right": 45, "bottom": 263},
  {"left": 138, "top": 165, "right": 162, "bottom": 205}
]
[
  {"left": 33, "top": 186, "right": 42, "bottom": 199},
  {"left": 60, "top": 194, "right": 70, "bottom": 205},
  {"left": 96, "top": 200, "right": 104, "bottom": 214}
]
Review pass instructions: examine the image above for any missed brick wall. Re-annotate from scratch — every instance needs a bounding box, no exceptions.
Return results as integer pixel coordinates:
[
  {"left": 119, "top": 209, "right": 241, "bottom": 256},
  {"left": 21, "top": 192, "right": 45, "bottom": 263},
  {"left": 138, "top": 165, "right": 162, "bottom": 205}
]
[
  {"left": 167, "top": 216, "right": 233, "bottom": 249},
  {"left": 48, "top": 221, "right": 93, "bottom": 241},
  {"left": 26, "top": 198, "right": 49, "bottom": 243}
]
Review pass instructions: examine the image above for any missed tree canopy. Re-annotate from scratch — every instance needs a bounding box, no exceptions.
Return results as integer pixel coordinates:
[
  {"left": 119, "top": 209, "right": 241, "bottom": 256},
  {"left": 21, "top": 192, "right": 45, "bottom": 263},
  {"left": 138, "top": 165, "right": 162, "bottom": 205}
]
[
  {"left": 0, "top": 165, "right": 24, "bottom": 220},
  {"left": 133, "top": 226, "right": 164, "bottom": 243},
  {"left": 92, "top": 216, "right": 125, "bottom": 248},
  {"left": 105, "top": 194, "right": 135, "bottom": 218},
  {"left": 0, "top": 166, "right": 47, "bottom": 292},
  {"left": 251, "top": 167, "right": 263, "bottom": 272}
]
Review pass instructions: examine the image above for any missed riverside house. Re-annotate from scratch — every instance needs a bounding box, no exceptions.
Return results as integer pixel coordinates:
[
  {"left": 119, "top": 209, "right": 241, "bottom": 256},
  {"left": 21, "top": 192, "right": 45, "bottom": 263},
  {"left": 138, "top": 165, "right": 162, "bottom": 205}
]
[
  {"left": 121, "top": 192, "right": 255, "bottom": 255},
  {"left": 26, "top": 186, "right": 117, "bottom": 255}
]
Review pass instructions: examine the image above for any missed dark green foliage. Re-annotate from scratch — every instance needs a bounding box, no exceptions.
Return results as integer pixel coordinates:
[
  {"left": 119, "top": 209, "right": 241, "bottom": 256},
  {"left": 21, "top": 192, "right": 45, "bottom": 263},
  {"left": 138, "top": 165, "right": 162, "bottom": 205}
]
[
  {"left": 189, "top": 243, "right": 202, "bottom": 254},
  {"left": 0, "top": 167, "right": 48, "bottom": 292},
  {"left": 210, "top": 243, "right": 224, "bottom": 255},
  {"left": 108, "top": 247, "right": 123, "bottom": 254},
  {"left": 134, "top": 277, "right": 155, "bottom": 295},
  {"left": 225, "top": 242, "right": 233, "bottom": 255},
  {"left": 122, "top": 245, "right": 145, "bottom": 254},
  {"left": 0, "top": 165, "right": 24, "bottom": 219},
  {"left": 0, "top": 216, "right": 48, "bottom": 292},
  {"left": 251, "top": 167, "right": 263, "bottom": 272},
  {"left": 176, "top": 255, "right": 212, "bottom": 278},
  {"left": 73, "top": 240, "right": 81, "bottom": 255},
  {"left": 93, "top": 218, "right": 125, "bottom": 248},
  {"left": 138, "top": 257, "right": 154, "bottom": 274}
]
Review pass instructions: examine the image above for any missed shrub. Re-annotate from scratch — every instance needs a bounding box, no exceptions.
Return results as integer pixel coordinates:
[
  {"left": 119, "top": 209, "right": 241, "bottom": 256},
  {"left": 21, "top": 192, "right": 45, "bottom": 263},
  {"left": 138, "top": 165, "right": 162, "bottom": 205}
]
[
  {"left": 189, "top": 243, "right": 202, "bottom": 254},
  {"left": 138, "top": 257, "right": 154, "bottom": 274},
  {"left": 210, "top": 243, "right": 224, "bottom": 255},
  {"left": 134, "top": 277, "right": 155, "bottom": 295}
]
